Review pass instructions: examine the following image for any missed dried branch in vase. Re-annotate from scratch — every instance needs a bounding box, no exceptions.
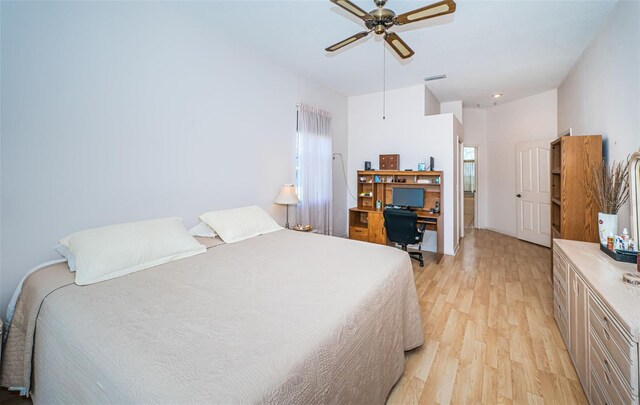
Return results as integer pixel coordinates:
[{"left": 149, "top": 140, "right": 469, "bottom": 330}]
[{"left": 587, "top": 159, "right": 630, "bottom": 214}]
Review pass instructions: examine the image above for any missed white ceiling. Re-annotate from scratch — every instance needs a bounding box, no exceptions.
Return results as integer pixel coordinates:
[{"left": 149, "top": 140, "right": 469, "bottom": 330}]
[{"left": 189, "top": 0, "right": 618, "bottom": 106}]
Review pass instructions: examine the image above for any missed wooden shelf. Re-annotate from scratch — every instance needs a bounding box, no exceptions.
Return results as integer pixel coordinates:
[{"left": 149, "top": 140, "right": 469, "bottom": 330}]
[
  {"left": 350, "top": 170, "right": 444, "bottom": 265},
  {"left": 354, "top": 170, "right": 442, "bottom": 211},
  {"left": 550, "top": 135, "right": 602, "bottom": 246}
]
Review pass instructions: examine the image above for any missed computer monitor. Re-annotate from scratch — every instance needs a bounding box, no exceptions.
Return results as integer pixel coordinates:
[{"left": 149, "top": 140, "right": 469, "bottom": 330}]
[{"left": 392, "top": 188, "right": 424, "bottom": 208}]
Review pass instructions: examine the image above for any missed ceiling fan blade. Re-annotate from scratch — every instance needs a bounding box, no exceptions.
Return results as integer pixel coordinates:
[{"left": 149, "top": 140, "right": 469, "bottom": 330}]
[
  {"left": 394, "top": 0, "right": 456, "bottom": 25},
  {"left": 326, "top": 31, "right": 369, "bottom": 52},
  {"left": 330, "top": 0, "right": 374, "bottom": 22},
  {"left": 384, "top": 32, "right": 415, "bottom": 59}
]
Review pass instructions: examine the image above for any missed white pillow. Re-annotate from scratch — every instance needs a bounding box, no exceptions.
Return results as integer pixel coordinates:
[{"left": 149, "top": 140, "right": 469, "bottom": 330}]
[
  {"left": 54, "top": 243, "right": 77, "bottom": 272},
  {"left": 60, "top": 217, "right": 206, "bottom": 285},
  {"left": 189, "top": 221, "right": 217, "bottom": 238},
  {"left": 199, "top": 206, "right": 283, "bottom": 244}
]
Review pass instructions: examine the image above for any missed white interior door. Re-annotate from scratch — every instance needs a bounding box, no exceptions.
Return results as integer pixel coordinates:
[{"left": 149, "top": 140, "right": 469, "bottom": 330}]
[{"left": 516, "top": 140, "right": 552, "bottom": 247}]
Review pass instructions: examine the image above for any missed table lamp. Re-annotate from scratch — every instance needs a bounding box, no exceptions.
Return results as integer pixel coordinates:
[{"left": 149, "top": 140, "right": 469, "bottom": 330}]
[{"left": 275, "top": 184, "right": 300, "bottom": 229}]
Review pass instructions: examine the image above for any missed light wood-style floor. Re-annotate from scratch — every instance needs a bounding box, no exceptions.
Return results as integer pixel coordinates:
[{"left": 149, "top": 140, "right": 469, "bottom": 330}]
[
  {"left": 387, "top": 229, "right": 587, "bottom": 405},
  {"left": 464, "top": 195, "right": 475, "bottom": 229}
]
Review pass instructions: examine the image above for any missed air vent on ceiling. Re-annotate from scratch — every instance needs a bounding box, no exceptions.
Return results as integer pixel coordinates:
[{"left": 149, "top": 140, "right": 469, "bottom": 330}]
[
  {"left": 476, "top": 101, "right": 497, "bottom": 108},
  {"left": 424, "top": 74, "right": 447, "bottom": 82}
]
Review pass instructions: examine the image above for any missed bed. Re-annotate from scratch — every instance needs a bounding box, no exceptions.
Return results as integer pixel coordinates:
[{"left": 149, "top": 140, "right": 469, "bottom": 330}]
[{"left": 2, "top": 230, "right": 424, "bottom": 404}]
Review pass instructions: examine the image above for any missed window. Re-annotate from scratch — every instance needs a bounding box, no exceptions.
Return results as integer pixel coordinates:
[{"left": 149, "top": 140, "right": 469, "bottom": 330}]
[{"left": 295, "top": 104, "right": 333, "bottom": 235}]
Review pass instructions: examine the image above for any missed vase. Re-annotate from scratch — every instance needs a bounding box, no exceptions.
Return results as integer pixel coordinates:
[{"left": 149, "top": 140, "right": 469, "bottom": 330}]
[{"left": 598, "top": 213, "right": 619, "bottom": 246}]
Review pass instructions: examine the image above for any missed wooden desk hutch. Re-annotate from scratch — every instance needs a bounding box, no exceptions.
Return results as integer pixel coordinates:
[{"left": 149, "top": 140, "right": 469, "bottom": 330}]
[{"left": 348, "top": 170, "right": 444, "bottom": 264}]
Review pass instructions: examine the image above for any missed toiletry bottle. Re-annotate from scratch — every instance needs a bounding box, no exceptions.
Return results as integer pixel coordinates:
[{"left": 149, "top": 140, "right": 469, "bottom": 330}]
[
  {"left": 622, "top": 228, "right": 630, "bottom": 241},
  {"left": 607, "top": 232, "right": 615, "bottom": 250}
]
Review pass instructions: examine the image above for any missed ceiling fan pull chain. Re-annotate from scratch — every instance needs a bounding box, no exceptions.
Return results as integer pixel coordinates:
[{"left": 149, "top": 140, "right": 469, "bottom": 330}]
[{"left": 383, "top": 42, "right": 386, "bottom": 120}]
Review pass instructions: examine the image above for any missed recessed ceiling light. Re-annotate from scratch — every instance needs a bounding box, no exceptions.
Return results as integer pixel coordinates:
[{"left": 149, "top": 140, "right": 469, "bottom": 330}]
[
  {"left": 492, "top": 93, "right": 503, "bottom": 98},
  {"left": 424, "top": 74, "right": 447, "bottom": 82}
]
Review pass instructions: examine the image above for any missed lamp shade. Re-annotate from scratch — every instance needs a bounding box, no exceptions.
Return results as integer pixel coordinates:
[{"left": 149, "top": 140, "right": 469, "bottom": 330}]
[{"left": 275, "top": 184, "right": 300, "bottom": 205}]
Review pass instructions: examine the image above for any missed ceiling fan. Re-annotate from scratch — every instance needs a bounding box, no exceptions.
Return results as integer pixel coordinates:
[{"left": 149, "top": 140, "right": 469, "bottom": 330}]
[{"left": 326, "top": 0, "right": 456, "bottom": 59}]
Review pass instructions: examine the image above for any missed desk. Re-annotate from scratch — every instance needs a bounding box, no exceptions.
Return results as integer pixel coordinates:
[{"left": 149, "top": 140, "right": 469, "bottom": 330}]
[{"left": 349, "top": 207, "right": 444, "bottom": 264}]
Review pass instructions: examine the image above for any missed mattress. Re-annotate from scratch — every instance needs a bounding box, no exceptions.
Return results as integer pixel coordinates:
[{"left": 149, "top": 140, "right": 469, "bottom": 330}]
[{"left": 4, "top": 230, "right": 424, "bottom": 404}]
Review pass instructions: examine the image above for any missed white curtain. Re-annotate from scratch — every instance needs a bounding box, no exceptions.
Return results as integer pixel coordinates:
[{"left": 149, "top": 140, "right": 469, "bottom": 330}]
[
  {"left": 463, "top": 161, "right": 476, "bottom": 193},
  {"left": 296, "top": 103, "right": 333, "bottom": 235}
]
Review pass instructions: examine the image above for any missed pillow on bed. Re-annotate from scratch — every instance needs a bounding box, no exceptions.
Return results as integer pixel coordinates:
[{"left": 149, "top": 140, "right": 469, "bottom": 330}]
[
  {"left": 189, "top": 221, "right": 217, "bottom": 238},
  {"left": 199, "top": 205, "right": 283, "bottom": 244},
  {"left": 60, "top": 217, "right": 206, "bottom": 285},
  {"left": 54, "top": 243, "right": 77, "bottom": 272}
]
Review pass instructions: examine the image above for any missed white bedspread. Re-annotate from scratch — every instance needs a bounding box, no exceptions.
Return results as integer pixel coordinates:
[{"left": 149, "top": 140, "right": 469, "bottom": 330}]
[{"left": 20, "top": 230, "right": 423, "bottom": 404}]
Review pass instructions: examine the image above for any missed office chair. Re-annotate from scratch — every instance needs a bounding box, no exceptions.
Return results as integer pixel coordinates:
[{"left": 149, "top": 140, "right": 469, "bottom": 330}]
[{"left": 383, "top": 209, "right": 426, "bottom": 267}]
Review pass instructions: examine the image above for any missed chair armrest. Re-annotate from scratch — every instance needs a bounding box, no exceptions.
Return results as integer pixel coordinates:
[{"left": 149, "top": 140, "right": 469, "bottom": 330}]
[{"left": 417, "top": 223, "right": 426, "bottom": 242}]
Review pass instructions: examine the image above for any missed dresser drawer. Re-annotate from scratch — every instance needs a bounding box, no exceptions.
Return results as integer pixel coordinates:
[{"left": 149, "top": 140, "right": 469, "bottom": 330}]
[
  {"left": 349, "top": 226, "right": 369, "bottom": 242},
  {"left": 590, "top": 331, "right": 636, "bottom": 404},
  {"left": 553, "top": 249, "right": 569, "bottom": 288},
  {"left": 589, "top": 293, "right": 638, "bottom": 396},
  {"left": 554, "top": 273, "right": 568, "bottom": 313},
  {"left": 554, "top": 290, "right": 570, "bottom": 348},
  {"left": 591, "top": 367, "right": 614, "bottom": 405}
]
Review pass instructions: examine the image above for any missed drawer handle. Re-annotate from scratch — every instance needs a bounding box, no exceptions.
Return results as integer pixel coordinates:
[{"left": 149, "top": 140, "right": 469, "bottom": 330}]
[
  {"left": 604, "top": 359, "right": 611, "bottom": 372},
  {"left": 603, "top": 327, "right": 611, "bottom": 340},
  {"left": 605, "top": 372, "right": 612, "bottom": 385}
]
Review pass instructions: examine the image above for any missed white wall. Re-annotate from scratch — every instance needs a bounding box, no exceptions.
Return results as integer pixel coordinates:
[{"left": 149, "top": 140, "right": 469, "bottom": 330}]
[
  {"left": 424, "top": 85, "right": 441, "bottom": 116},
  {"left": 558, "top": 0, "right": 640, "bottom": 233},
  {"left": 441, "top": 101, "right": 463, "bottom": 123},
  {"left": 0, "top": 2, "right": 348, "bottom": 316},
  {"left": 347, "top": 85, "right": 458, "bottom": 255},
  {"left": 485, "top": 90, "right": 558, "bottom": 237},
  {"left": 462, "top": 108, "right": 488, "bottom": 229},
  {"left": 453, "top": 117, "right": 464, "bottom": 251},
  {"left": 462, "top": 90, "right": 557, "bottom": 237}
]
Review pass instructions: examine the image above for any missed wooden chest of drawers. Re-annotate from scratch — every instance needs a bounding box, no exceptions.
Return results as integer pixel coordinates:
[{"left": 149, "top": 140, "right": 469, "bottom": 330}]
[{"left": 554, "top": 239, "right": 639, "bottom": 404}]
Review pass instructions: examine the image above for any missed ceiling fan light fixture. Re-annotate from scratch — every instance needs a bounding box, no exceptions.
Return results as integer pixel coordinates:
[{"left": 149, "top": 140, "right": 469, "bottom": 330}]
[{"left": 326, "top": 0, "right": 457, "bottom": 59}]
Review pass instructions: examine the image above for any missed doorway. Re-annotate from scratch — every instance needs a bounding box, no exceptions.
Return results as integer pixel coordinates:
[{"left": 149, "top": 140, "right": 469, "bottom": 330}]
[{"left": 463, "top": 146, "right": 477, "bottom": 229}]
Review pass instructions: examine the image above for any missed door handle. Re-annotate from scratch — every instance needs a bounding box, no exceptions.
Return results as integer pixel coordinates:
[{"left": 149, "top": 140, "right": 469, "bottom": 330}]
[{"left": 516, "top": 194, "right": 522, "bottom": 198}]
